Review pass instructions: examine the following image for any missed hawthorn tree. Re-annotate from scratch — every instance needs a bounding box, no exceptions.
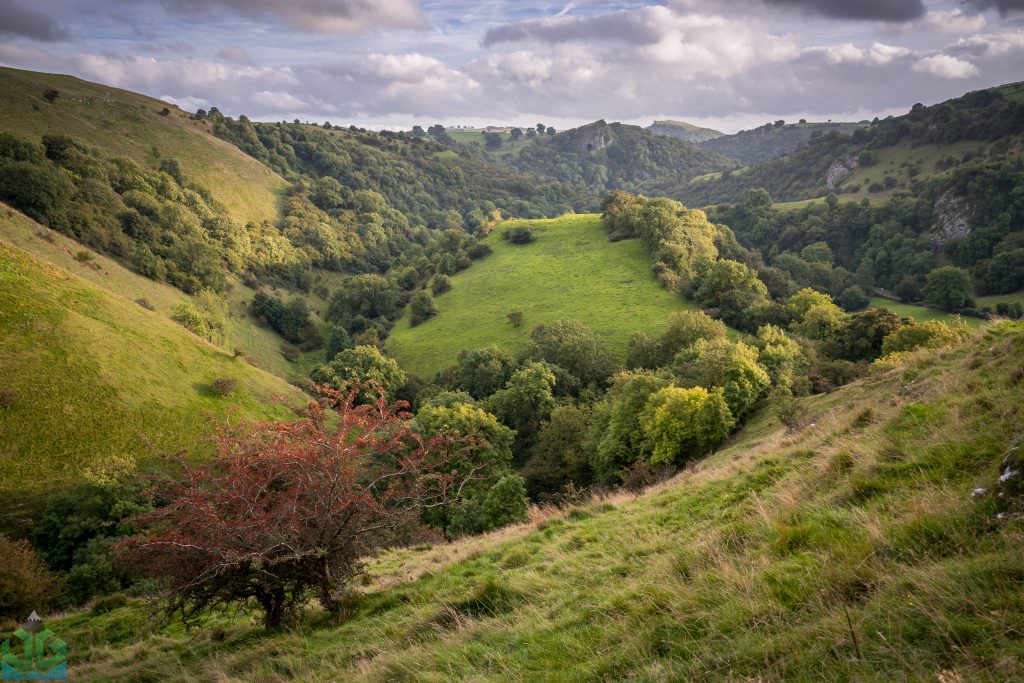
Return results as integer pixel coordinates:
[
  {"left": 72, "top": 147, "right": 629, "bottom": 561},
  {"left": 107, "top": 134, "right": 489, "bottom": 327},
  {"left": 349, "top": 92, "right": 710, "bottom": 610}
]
[{"left": 121, "top": 389, "right": 477, "bottom": 628}]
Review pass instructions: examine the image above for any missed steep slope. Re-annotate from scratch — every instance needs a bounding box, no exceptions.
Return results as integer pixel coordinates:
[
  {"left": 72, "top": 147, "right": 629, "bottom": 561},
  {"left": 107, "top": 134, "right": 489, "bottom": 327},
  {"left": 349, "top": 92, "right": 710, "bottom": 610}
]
[
  {"left": 386, "top": 214, "right": 694, "bottom": 378},
  {"left": 699, "top": 120, "right": 866, "bottom": 165},
  {"left": 0, "top": 230, "right": 304, "bottom": 505},
  {"left": 0, "top": 66, "right": 287, "bottom": 225},
  {"left": 56, "top": 322, "right": 1024, "bottom": 681},
  {"left": 647, "top": 119, "right": 723, "bottom": 144}
]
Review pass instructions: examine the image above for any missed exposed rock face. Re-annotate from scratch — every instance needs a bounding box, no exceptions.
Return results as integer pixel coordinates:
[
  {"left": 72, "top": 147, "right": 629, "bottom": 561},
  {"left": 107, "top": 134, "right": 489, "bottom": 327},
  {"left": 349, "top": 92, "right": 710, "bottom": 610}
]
[
  {"left": 577, "top": 120, "right": 614, "bottom": 153},
  {"left": 931, "top": 190, "right": 972, "bottom": 246},
  {"left": 825, "top": 156, "right": 858, "bottom": 189}
]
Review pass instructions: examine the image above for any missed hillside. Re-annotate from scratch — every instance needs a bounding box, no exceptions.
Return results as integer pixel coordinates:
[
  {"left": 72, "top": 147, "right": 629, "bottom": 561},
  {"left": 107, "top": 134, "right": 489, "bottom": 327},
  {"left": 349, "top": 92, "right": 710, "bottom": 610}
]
[
  {"left": 0, "top": 226, "right": 304, "bottom": 517},
  {"left": 54, "top": 322, "right": 1024, "bottom": 681},
  {"left": 507, "top": 120, "right": 735, "bottom": 196},
  {"left": 699, "top": 120, "right": 866, "bottom": 165},
  {"left": 386, "top": 214, "right": 694, "bottom": 378},
  {"left": 647, "top": 120, "right": 723, "bottom": 144},
  {"left": 0, "top": 67, "right": 286, "bottom": 225},
  {"left": 678, "top": 83, "right": 1024, "bottom": 207}
]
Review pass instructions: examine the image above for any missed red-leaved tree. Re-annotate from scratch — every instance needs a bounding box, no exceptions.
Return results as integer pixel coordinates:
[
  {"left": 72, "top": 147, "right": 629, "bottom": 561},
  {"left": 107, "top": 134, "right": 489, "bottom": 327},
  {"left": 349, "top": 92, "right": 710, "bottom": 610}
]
[{"left": 120, "top": 387, "right": 478, "bottom": 627}]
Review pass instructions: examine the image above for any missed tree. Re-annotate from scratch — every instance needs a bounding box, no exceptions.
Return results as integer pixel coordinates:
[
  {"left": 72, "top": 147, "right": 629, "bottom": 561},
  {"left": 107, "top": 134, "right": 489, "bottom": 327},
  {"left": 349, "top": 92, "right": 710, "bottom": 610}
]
[
  {"left": 831, "top": 308, "right": 907, "bottom": 362},
  {"left": 525, "top": 320, "right": 617, "bottom": 390},
  {"left": 0, "top": 535, "right": 62, "bottom": 620},
  {"left": 754, "top": 325, "right": 807, "bottom": 393},
  {"left": 507, "top": 309, "right": 524, "bottom": 328},
  {"left": 486, "top": 362, "right": 556, "bottom": 435},
  {"left": 589, "top": 371, "right": 671, "bottom": 483},
  {"left": 658, "top": 310, "right": 727, "bottom": 362},
  {"left": 923, "top": 266, "right": 973, "bottom": 311},
  {"left": 641, "top": 386, "right": 734, "bottom": 465},
  {"left": 523, "top": 405, "right": 592, "bottom": 496},
  {"left": 325, "top": 324, "right": 352, "bottom": 361},
  {"left": 881, "top": 320, "right": 968, "bottom": 356},
  {"left": 454, "top": 347, "right": 516, "bottom": 400},
  {"left": 509, "top": 128, "right": 523, "bottom": 142},
  {"left": 836, "top": 285, "right": 870, "bottom": 311},
  {"left": 121, "top": 390, "right": 476, "bottom": 627},
  {"left": 483, "top": 132, "right": 503, "bottom": 150},
  {"left": 674, "top": 338, "right": 771, "bottom": 420},
  {"left": 694, "top": 259, "right": 769, "bottom": 330},
  {"left": 310, "top": 345, "right": 406, "bottom": 404},
  {"left": 431, "top": 275, "right": 452, "bottom": 296},
  {"left": 326, "top": 275, "right": 402, "bottom": 331},
  {"left": 546, "top": 126, "right": 556, "bottom": 136},
  {"left": 409, "top": 291, "right": 439, "bottom": 326},
  {"left": 414, "top": 403, "right": 525, "bottom": 536}
]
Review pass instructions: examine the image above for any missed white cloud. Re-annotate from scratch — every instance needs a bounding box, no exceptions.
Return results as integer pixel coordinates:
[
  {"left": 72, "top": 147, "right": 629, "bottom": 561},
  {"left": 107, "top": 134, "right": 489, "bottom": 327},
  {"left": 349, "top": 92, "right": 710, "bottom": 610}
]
[
  {"left": 952, "top": 29, "right": 1024, "bottom": 56},
  {"left": 925, "top": 9, "right": 987, "bottom": 34},
  {"left": 166, "top": 0, "right": 428, "bottom": 34},
  {"left": 912, "top": 54, "right": 979, "bottom": 78},
  {"left": 250, "top": 90, "right": 307, "bottom": 111}
]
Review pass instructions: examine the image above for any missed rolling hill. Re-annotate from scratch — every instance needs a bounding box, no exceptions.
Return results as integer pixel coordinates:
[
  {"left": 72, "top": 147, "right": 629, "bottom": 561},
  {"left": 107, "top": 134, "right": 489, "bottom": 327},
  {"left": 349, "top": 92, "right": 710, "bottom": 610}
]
[
  {"left": 53, "top": 321, "right": 1024, "bottom": 682},
  {"left": 0, "top": 210, "right": 305, "bottom": 525},
  {"left": 386, "top": 214, "right": 695, "bottom": 378},
  {"left": 699, "top": 120, "right": 866, "bottom": 165},
  {"left": 0, "top": 67, "right": 287, "bottom": 225},
  {"left": 647, "top": 119, "right": 723, "bottom": 144}
]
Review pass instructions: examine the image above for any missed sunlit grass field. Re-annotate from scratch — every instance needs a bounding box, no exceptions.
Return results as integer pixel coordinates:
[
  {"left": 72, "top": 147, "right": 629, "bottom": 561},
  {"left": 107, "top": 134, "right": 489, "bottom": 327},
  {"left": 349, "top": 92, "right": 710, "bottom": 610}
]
[
  {"left": 387, "top": 214, "right": 695, "bottom": 378},
  {"left": 0, "top": 239, "right": 303, "bottom": 497},
  {"left": 0, "top": 67, "right": 287, "bottom": 225},
  {"left": 870, "top": 297, "right": 984, "bottom": 327}
]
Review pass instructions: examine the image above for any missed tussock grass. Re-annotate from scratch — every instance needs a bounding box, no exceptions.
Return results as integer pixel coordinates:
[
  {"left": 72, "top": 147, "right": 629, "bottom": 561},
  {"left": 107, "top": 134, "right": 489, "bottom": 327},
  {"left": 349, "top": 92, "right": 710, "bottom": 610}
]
[{"left": 47, "top": 323, "right": 1024, "bottom": 681}]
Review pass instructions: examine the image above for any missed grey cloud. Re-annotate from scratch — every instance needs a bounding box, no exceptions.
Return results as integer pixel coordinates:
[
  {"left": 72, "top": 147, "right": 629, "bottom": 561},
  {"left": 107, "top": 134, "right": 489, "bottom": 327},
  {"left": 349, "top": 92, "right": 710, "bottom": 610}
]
[
  {"left": 483, "top": 10, "right": 663, "bottom": 47},
  {"left": 762, "top": 0, "right": 925, "bottom": 22},
  {"left": 961, "top": 0, "right": 1024, "bottom": 15},
  {"left": 0, "top": 0, "right": 68, "bottom": 41},
  {"left": 161, "top": 0, "right": 428, "bottom": 34}
]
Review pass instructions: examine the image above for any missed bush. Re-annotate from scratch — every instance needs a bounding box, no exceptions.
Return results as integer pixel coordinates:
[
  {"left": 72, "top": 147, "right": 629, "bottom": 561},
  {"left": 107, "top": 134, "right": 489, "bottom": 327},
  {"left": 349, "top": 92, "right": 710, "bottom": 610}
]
[
  {"left": 468, "top": 243, "right": 492, "bottom": 259},
  {"left": 507, "top": 310, "right": 524, "bottom": 328},
  {"left": 135, "top": 298, "right": 155, "bottom": 311},
  {"left": 431, "top": 275, "right": 452, "bottom": 296},
  {"left": 212, "top": 378, "right": 238, "bottom": 396},
  {"left": 409, "top": 291, "right": 439, "bottom": 326},
  {"left": 0, "top": 389, "right": 15, "bottom": 408},
  {"left": 502, "top": 226, "right": 535, "bottom": 244},
  {"left": 0, "top": 535, "right": 62, "bottom": 620}
]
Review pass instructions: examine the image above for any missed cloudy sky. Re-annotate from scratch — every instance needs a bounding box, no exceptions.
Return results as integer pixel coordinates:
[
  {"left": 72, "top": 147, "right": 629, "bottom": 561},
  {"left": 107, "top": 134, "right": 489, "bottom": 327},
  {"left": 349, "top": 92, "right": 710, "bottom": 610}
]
[{"left": 1, "top": 0, "right": 1022, "bottom": 132}]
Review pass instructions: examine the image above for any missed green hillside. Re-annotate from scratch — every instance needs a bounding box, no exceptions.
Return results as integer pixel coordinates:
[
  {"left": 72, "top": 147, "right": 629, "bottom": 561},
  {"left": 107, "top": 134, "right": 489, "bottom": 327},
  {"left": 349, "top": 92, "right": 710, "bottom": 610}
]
[
  {"left": 54, "top": 322, "right": 1024, "bottom": 682},
  {"left": 0, "top": 233, "right": 304, "bottom": 501},
  {"left": 0, "top": 67, "right": 287, "bottom": 225},
  {"left": 647, "top": 120, "right": 724, "bottom": 144},
  {"left": 699, "top": 120, "right": 866, "bottom": 165},
  {"left": 387, "top": 214, "right": 694, "bottom": 378}
]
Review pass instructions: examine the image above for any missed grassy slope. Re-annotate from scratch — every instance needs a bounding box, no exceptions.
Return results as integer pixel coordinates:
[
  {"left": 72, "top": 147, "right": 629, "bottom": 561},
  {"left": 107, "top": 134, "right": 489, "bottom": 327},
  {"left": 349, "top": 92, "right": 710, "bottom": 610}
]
[
  {"left": 0, "top": 236, "right": 305, "bottom": 498},
  {"left": 0, "top": 67, "right": 287, "bottom": 225},
  {"left": 386, "top": 214, "right": 693, "bottom": 378},
  {"left": 56, "top": 323, "right": 1024, "bottom": 681},
  {"left": 0, "top": 204, "right": 321, "bottom": 381}
]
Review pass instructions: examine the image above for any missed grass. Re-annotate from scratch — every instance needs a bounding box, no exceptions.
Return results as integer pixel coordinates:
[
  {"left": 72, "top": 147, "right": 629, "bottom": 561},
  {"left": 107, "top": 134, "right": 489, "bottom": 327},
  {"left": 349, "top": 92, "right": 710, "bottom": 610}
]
[
  {"left": 0, "top": 66, "right": 287, "bottom": 225},
  {"left": 47, "top": 322, "right": 1024, "bottom": 681},
  {"left": 870, "top": 297, "right": 984, "bottom": 327},
  {"left": 386, "top": 214, "right": 694, "bottom": 378},
  {"left": 0, "top": 204, "right": 323, "bottom": 382},
  {"left": 977, "top": 291, "right": 1024, "bottom": 310},
  {"left": 0, "top": 238, "right": 305, "bottom": 502}
]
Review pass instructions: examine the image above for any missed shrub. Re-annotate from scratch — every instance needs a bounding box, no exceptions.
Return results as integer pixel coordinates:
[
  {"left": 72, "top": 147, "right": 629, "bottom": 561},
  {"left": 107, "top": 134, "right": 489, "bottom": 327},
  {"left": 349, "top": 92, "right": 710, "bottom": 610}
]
[
  {"left": 42, "top": 89, "right": 60, "bottom": 103},
  {"left": 212, "top": 378, "right": 238, "bottom": 396},
  {"left": 310, "top": 345, "right": 407, "bottom": 404},
  {"left": 641, "top": 386, "right": 735, "bottom": 465},
  {"left": 502, "top": 226, "right": 535, "bottom": 244},
  {"left": 74, "top": 250, "right": 94, "bottom": 262},
  {"left": 507, "top": 310, "right": 524, "bottom": 328},
  {"left": 0, "top": 535, "right": 62, "bottom": 620},
  {"left": 467, "top": 243, "right": 492, "bottom": 259},
  {"left": 0, "top": 389, "right": 15, "bottom": 408},
  {"left": 431, "top": 275, "right": 452, "bottom": 296},
  {"left": 409, "top": 291, "right": 439, "bottom": 326},
  {"left": 135, "top": 298, "right": 155, "bottom": 311}
]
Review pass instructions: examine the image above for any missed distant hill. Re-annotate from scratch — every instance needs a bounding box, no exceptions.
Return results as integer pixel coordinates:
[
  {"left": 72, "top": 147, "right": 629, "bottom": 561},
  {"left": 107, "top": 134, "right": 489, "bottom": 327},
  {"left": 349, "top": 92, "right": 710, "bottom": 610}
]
[
  {"left": 0, "top": 67, "right": 286, "bottom": 225},
  {"left": 387, "top": 214, "right": 694, "bottom": 378},
  {"left": 678, "top": 82, "right": 1024, "bottom": 206},
  {"left": 507, "top": 120, "right": 735, "bottom": 195},
  {"left": 698, "top": 120, "right": 866, "bottom": 165},
  {"left": 647, "top": 120, "right": 723, "bottom": 144}
]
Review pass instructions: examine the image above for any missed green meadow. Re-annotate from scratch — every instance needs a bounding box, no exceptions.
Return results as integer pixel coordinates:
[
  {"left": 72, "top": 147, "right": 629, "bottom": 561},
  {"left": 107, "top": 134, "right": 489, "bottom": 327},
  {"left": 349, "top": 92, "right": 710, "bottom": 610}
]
[
  {"left": 869, "top": 297, "right": 984, "bottom": 327},
  {"left": 387, "top": 214, "right": 694, "bottom": 378}
]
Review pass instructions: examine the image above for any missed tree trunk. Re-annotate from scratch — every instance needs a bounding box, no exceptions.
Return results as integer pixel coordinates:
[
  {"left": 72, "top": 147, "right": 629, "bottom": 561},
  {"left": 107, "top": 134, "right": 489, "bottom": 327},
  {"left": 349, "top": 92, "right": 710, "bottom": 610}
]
[{"left": 260, "top": 588, "right": 286, "bottom": 628}]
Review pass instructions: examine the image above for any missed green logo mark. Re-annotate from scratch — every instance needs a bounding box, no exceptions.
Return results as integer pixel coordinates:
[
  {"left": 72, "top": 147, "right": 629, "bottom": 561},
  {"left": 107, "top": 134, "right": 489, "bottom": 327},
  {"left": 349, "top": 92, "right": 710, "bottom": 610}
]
[{"left": 2, "top": 612, "right": 67, "bottom": 681}]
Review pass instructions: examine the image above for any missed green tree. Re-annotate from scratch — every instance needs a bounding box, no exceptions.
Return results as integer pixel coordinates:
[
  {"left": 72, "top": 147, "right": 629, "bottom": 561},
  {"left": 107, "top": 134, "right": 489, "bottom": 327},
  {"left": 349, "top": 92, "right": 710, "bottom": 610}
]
[
  {"left": 694, "top": 259, "right": 769, "bottom": 330},
  {"left": 923, "top": 266, "right": 973, "bottom": 311},
  {"left": 486, "top": 362, "right": 557, "bottom": 435},
  {"left": 409, "top": 291, "right": 439, "bottom": 326},
  {"left": 881, "top": 320, "right": 968, "bottom": 356},
  {"left": 454, "top": 347, "right": 516, "bottom": 400},
  {"left": 310, "top": 345, "right": 406, "bottom": 404},
  {"left": 754, "top": 324, "right": 807, "bottom": 392},
  {"left": 525, "top": 320, "right": 617, "bottom": 390},
  {"left": 831, "top": 308, "right": 907, "bottom": 362},
  {"left": 674, "top": 338, "right": 771, "bottom": 420},
  {"left": 325, "top": 324, "right": 353, "bottom": 361},
  {"left": 641, "top": 386, "right": 734, "bottom": 465},
  {"left": 589, "top": 371, "right": 671, "bottom": 483},
  {"left": 522, "top": 405, "right": 592, "bottom": 496},
  {"left": 326, "top": 274, "right": 402, "bottom": 331}
]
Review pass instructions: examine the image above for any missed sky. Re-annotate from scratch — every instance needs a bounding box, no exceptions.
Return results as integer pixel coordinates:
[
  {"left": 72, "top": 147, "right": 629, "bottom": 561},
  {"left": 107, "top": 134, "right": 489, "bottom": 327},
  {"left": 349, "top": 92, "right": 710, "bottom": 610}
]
[{"left": 0, "top": 0, "right": 1022, "bottom": 133}]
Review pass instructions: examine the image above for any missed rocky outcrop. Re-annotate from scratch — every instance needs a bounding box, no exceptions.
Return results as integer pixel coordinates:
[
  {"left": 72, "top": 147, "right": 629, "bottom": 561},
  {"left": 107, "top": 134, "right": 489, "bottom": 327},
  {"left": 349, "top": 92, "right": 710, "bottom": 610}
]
[
  {"left": 576, "top": 120, "right": 615, "bottom": 153},
  {"left": 931, "top": 190, "right": 972, "bottom": 246},
  {"left": 825, "top": 156, "right": 858, "bottom": 189}
]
